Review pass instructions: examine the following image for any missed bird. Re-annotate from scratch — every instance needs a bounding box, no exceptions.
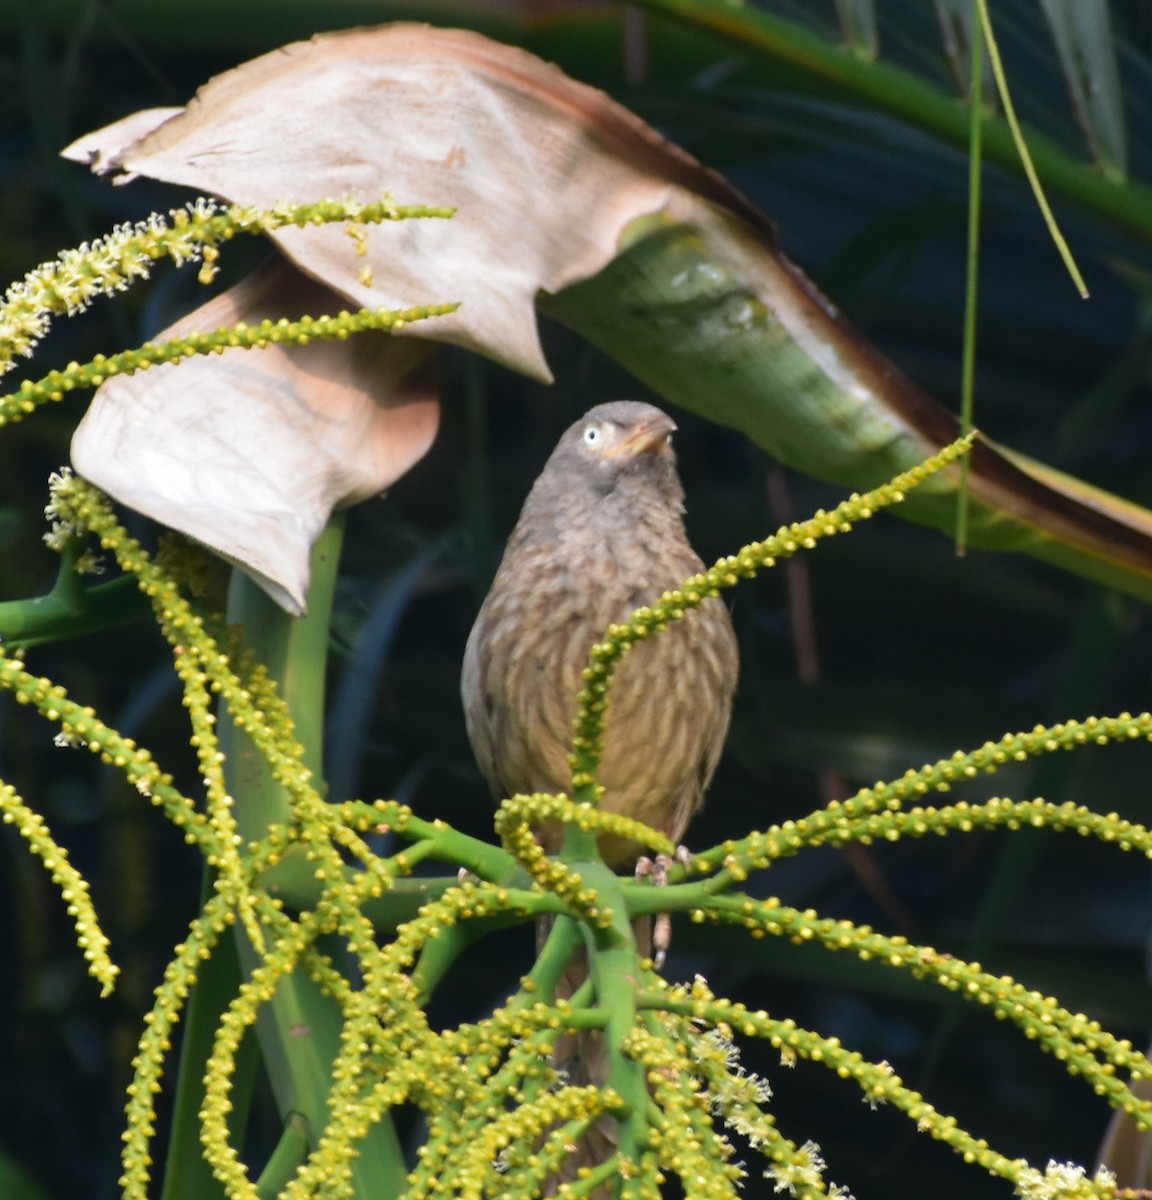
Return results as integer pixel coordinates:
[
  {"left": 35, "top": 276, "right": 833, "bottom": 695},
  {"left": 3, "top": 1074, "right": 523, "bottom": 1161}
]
[
  {"left": 461, "top": 399, "right": 738, "bottom": 868},
  {"left": 461, "top": 400, "right": 738, "bottom": 1191}
]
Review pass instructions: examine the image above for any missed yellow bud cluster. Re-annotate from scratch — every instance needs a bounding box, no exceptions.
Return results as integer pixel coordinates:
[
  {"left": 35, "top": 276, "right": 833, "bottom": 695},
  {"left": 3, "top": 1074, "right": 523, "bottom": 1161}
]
[
  {"left": 121, "top": 891, "right": 236, "bottom": 1200},
  {"left": 625, "top": 1024, "right": 744, "bottom": 1197},
  {"left": 0, "top": 779, "right": 118, "bottom": 994},
  {"left": 0, "top": 652, "right": 209, "bottom": 846},
  {"left": 692, "top": 893, "right": 1152, "bottom": 1137},
  {"left": 0, "top": 194, "right": 456, "bottom": 420},
  {"left": 696, "top": 711, "right": 1152, "bottom": 888}
]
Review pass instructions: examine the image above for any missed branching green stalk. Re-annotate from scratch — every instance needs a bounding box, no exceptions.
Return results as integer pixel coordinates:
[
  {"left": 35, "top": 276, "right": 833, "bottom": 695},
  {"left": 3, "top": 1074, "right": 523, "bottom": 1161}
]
[
  {"left": 6, "top": 407, "right": 1144, "bottom": 1200},
  {"left": 255, "top": 1117, "right": 310, "bottom": 1200},
  {"left": 0, "top": 570, "right": 146, "bottom": 648},
  {"left": 525, "top": 910, "right": 591, "bottom": 1002},
  {"left": 581, "top": 863, "right": 654, "bottom": 1172},
  {"left": 496, "top": 790, "right": 675, "bottom": 916},
  {"left": 339, "top": 799, "right": 523, "bottom": 881}
]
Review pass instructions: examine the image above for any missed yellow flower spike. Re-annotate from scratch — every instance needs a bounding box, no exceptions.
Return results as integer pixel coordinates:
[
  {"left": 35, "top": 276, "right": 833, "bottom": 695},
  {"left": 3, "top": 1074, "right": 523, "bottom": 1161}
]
[
  {"left": 120, "top": 890, "right": 237, "bottom": 1200},
  {"left": 0, "top": 779, "right": 118, "bottom": 995},
  {"left": 0, "top": 653, "right": 211, "bottom": 849},
  {"left": 690, "top": 893, "right": 1152, "bottom": 1135},
  {"left": 570, "top": 434, "right": 973, "bottom": 803},
  {"left": 62, "top": 480, "right": 326, "bottom": 840},
  {"left": 0, "top": 195, "right": 454, "bottom": 395}
]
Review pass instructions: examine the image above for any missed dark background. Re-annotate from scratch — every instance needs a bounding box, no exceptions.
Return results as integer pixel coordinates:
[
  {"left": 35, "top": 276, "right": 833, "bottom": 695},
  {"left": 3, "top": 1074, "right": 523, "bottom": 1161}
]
[{"left": 2, "top": 3, "right": 1152, "bottom": 1198}]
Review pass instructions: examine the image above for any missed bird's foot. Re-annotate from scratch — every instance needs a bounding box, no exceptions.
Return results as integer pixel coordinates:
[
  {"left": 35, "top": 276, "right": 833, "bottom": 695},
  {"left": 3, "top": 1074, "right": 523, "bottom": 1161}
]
[{"left": 636, "top": 846, "right": 692, "bottom": 969}]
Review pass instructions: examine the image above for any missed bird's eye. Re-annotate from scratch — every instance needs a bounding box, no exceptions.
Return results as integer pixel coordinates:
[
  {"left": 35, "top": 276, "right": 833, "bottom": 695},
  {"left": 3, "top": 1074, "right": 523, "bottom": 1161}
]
[{"left": 582, "top": 424, "right": 603, "bottom": 446}]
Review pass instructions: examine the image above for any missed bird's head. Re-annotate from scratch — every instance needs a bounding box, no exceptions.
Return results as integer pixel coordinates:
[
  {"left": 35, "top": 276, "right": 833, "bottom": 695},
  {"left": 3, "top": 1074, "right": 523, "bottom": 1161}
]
[
  {"left": 575, "top": 402, "right": 676, "bottom": 461},
  {"left": 549, "top": 400, "right": 682, "bottom": 498},
  {"left": 513, "top": 401, "right": 687, "bottom": 538}
]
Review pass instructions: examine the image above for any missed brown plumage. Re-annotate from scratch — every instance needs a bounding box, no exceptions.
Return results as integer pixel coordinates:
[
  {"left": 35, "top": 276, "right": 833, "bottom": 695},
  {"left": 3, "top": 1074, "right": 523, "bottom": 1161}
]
[
  {"left": 462, "top": 400, "right": 738, "bottom": 864},
  {"left": 461, "top": 401, "right": 738, "bottom": 1190}
]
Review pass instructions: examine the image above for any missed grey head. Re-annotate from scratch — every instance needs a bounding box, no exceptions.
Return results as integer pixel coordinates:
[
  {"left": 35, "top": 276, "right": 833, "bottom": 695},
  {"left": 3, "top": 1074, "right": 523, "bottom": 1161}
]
[{"left": 521, "top": 401, "right": 686, "bottom": 533}]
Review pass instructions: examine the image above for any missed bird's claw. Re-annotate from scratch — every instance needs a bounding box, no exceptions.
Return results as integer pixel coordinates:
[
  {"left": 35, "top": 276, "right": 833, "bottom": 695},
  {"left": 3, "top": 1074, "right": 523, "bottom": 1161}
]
[{"left": 636, "top": 846, "right": 691, "bottom": 970}]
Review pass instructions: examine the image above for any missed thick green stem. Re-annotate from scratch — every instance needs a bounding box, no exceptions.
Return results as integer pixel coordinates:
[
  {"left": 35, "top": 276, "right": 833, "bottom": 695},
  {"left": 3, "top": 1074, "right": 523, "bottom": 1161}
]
[
  {"left": 0, "top": 548, "right": 147, "bottom": 648},
  {"left": 218, "top": 513, "right": 406, "bottom": 1199},
  {"left": 255, "top": 1114, "right": 310, "bottom": 1200},
  {"left": 580, "top": 864, "right": 652, "bottom": 1167}
]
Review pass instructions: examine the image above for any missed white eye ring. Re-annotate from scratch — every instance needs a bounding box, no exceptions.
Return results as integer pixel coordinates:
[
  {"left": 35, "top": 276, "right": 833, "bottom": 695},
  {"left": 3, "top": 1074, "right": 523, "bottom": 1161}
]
[{"left": 583, "top": 424, "right": 603, "bottom": 446}]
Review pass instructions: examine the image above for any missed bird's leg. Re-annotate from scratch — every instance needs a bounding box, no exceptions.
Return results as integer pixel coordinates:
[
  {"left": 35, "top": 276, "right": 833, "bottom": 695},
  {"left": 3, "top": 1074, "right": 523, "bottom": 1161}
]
[{"left": 636, "top": 846, "right": 692, "bottom": 969}]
